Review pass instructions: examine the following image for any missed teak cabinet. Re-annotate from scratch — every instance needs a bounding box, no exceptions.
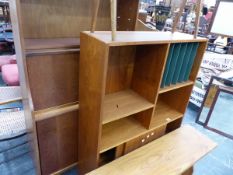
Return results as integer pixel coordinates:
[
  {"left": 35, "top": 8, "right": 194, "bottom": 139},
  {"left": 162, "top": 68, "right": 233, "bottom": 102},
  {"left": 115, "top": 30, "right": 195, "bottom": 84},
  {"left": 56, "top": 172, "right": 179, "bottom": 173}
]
[{"left": 78, "top": 31, "right": 207, "bottom": 174}]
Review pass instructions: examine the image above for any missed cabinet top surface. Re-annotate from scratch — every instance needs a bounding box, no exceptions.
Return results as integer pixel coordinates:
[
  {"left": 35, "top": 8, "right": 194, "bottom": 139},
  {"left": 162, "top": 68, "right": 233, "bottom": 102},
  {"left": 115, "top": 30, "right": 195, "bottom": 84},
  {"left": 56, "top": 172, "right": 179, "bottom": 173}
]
[{"left": 82, "top": 31, "right": 207, "bottom": 46}]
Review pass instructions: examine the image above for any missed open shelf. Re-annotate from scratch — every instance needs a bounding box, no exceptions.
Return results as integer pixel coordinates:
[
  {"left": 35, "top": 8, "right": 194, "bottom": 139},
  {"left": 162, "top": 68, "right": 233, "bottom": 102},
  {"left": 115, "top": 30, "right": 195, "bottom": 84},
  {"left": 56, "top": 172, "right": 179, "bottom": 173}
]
[
  {"left": 102, "top": 90, "right": 154, "bottom": 124},
  {"left": 150, "top": 101, "right": 183, "bottom": 129},
  {"left": 159, "top": 80, "right": 194, "bottom": 94},
  {"left": 100, "top": 117, "right": 148, "bottom": 153}
]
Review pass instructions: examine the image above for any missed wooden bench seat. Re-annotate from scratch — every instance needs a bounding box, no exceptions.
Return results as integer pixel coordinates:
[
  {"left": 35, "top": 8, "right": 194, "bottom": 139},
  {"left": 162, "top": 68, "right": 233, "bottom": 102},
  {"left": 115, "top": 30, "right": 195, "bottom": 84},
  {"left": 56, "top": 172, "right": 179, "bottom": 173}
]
[{"left": 87, "top": 125, "right": 217, "bottom": 175}]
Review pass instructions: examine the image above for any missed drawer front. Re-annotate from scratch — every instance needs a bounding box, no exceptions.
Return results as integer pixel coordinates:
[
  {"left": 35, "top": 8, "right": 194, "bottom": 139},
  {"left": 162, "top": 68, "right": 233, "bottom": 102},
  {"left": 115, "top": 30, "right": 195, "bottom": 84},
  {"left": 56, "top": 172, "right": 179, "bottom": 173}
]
[
  {"left": 147, "top": 125, "right": 166, "bottom": 143},
  {"left": 124, "top": 124, "right": 166, "bottom": 154},
  {"left": 124, "top": 135, "right": 145, "bottom": 154}
]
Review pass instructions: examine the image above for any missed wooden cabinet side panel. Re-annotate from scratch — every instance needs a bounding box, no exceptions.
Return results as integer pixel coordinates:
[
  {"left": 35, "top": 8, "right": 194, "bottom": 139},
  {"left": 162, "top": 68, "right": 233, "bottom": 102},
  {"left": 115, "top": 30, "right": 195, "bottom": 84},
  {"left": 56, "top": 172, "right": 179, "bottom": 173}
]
[
  {"left": 36, "top": 111, "right": 78, "bottom": 175},
  {"left": 26, "top": 53, "right": 79, "bottom": 110},
  {"left": 78, "top": 33, "right": 109, "bottom": 174}
]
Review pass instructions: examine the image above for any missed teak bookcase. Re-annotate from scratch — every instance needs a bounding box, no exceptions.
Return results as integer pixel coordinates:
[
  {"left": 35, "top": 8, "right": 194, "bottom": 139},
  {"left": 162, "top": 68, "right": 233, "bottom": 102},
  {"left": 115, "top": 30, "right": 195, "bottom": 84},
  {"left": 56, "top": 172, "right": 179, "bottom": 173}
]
[
  {"left": 79, "top": 31, "right": 207, "bottom": 174},
  {"left": 9, "top": 0, "right": 140, "bottom": 174}
]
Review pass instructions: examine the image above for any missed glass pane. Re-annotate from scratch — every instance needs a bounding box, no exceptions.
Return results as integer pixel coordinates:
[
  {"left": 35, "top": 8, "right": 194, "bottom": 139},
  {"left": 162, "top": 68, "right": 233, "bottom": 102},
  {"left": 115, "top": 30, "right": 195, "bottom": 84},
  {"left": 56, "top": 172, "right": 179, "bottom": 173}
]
[
  {"left": 207, "top": 91, "right": 233, "bottom": 136},
  {"left": 199, "top": 106, "right": 210, "bottom": 123}
]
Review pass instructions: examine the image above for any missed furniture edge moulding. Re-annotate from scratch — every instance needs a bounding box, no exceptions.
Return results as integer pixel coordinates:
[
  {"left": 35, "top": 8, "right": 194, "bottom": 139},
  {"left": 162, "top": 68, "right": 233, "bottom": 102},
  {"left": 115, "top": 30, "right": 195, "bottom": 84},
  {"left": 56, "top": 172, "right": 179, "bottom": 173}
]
[
  {"left": 78, "top": 32, "right": 109, "bottom": 174},
  {"left": 9, "top": 0, "right": 41, "bottom": 174},
  {"left": 34, "top": 102, "right": 79, "bottom": 122},
  {"left": 25, "top": 48, "right": 80, "bottom": 57},
  {"left": 82, "top": 31, "right": 208, "bottom": 47},
  {"left": 24, "top": 38, "right": 81, "bottom": 56}
]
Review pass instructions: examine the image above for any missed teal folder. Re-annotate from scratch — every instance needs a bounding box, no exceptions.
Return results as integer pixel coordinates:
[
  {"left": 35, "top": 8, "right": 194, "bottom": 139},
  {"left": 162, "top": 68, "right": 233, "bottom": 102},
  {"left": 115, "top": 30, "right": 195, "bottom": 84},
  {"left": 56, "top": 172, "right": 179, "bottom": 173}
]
[
  {"left": 184, "top": 43, "right": 199, "bottom": 81},
  {"left": 178, "top": 43, "right": 193, "bottom": 82},
  {"left": 171, "top": 43, "right": 187, "bottom": 84},
  {"left": 165, "top": 43, "right": 181, "bottom": 86},
  {"left": 161, "top": 44, "right": 175, "bottom": 88}
]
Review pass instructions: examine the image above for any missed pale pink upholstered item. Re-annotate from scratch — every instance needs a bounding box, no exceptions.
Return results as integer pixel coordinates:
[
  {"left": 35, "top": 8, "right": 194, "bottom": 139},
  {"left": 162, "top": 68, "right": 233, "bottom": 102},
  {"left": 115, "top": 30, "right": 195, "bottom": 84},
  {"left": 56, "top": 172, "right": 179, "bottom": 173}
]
[
  {"left": 2, "top": 64, "right": 19, "bottom": 86},
  {"left": 0, "top": 55, "right": 16, "bottom": 71}
]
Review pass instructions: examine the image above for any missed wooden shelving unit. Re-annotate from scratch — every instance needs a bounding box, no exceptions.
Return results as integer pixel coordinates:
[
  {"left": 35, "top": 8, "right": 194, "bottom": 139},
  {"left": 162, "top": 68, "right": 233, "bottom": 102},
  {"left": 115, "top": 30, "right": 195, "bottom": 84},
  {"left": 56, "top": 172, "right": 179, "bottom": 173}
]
[
  {"left": 79, "top": 31, "right": 207, "bottom": 174},
  {"left": 10, "top": 0, "right": 146, "bottom": 174}
]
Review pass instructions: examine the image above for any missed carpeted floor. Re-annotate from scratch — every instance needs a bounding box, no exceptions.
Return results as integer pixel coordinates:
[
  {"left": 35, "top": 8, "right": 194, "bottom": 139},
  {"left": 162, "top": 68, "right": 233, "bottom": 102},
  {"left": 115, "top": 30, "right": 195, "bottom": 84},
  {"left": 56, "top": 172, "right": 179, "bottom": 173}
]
[
  {"left": 183, "top": 103, "right": 233, "bottom": 175},
  {"left": 0, "top": 73, "right": 6, "bottom": 86},
  {"left": 0, "top": 134, "right": 36, "bottom": 175}
]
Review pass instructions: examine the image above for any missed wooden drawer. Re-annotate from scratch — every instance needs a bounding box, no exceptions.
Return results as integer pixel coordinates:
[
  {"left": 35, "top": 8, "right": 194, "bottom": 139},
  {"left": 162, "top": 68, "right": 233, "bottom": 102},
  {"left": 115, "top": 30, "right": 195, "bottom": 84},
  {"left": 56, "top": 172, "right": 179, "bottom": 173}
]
[
  {"left": 124, "top": 124, "right": 166, "bottom": 154},
  {"left": 147, "top": 124, "right": 166, "bottom": 143}
]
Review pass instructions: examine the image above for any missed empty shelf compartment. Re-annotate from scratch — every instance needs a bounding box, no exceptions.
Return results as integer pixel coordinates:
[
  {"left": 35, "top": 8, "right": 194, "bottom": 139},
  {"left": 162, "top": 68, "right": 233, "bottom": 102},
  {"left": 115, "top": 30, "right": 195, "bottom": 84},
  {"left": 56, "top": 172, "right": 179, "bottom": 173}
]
[{"left": 103, "top": 90, "right": 154, "bottom": 124}]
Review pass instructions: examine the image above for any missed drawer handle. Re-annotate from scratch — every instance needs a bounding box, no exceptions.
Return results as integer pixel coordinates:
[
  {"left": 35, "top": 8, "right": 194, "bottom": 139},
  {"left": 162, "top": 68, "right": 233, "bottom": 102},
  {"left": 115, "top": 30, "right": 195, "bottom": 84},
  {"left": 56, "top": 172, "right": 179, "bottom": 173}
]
[
  {"left": 147, "top": 135, "right": 150, "bottom": 138},
  {"left": 151, "top": 132, "right": 154, "bottom": 136},
  {"left": 141, "top": 139, "right": 145, "bottom": 143}
]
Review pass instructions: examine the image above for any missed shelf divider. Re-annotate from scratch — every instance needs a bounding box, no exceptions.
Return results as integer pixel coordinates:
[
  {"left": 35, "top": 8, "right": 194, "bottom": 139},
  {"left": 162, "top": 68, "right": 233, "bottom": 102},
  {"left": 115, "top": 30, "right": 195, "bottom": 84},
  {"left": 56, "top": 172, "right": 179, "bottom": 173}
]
[{"left": 159, "top": 80, "right": 194, "bottom": 94}]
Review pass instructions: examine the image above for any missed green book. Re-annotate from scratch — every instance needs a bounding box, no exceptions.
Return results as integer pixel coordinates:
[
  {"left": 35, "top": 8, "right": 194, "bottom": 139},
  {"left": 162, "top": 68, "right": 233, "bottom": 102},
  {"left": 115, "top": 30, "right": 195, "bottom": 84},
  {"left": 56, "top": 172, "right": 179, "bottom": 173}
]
[
  {"left": 171, "top": 43, "right": 187, "bottom": 84},
  {"left": 161, "top": 44, "right": 175, "bottom": 88},
  {"left": 178, "top": 43, "right": 193, "bottom": 82},
  {"left": 184, "top": 42, "right": 199, "bottom": 81},
  {"left": 165, "top": 43, "right": 181, "bottom": 86}
]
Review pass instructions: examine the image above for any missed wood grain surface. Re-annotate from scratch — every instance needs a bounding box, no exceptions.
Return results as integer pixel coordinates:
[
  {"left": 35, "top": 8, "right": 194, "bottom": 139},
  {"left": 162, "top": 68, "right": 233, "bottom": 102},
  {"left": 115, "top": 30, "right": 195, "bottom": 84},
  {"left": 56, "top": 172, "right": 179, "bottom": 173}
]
[
  {"left": 26, "top": 53, "right": 79, "bottom": 110},
  {"left": 20, "top": 0, "right": 111, "bottom": 38},
  {"left": 87, "top": 125, "right": 217, "bottom": 175},
  {"left": 37, "top": 111, "right": 78, "bottom": 175}
]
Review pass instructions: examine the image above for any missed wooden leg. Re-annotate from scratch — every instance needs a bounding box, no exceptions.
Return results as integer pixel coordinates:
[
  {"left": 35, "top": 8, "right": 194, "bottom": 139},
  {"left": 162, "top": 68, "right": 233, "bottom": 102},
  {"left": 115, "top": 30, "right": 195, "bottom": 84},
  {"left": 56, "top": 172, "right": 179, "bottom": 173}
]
[{"left": 182, "top": 167, "right": 193, "bottom": 175}]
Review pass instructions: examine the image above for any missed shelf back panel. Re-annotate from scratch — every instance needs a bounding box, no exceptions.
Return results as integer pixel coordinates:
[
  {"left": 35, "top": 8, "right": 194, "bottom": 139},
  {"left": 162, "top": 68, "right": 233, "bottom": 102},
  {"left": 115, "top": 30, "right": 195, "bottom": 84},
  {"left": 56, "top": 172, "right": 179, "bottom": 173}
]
[
  {"left": 20, "top": 0, "right": 111, "bottom": 38},
  {"left": 105, "top": 46, "right": 136, "bottom": 94},
  {"left": 159, "top": 85, "right": 194, "bottom": 114}
]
